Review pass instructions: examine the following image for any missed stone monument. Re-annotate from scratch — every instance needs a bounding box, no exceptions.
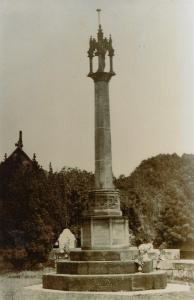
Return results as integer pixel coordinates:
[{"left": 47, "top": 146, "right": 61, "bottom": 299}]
[
  {"left": 42, "top": 10, "right": 167, "bottom": 292},
  {"left": 81, "top": 8, "right": 129, "bottom": 251}
]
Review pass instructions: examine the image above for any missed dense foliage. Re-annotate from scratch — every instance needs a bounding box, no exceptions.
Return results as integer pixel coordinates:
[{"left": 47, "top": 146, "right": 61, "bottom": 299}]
[
  {"left": 60, "top": 167, "right": 94, "bottom": 229},
  {"left": 1, "top": 152, "right": 194, "bottom": 269},
  {"left": 116, "top": 153, "right": 194, "bottom": 247},
  {"left": 0, "top": 157, "right": 94, "bottom": 269},
  {"left": 0, "top": 158, "right": 67, "bottom": 269}
]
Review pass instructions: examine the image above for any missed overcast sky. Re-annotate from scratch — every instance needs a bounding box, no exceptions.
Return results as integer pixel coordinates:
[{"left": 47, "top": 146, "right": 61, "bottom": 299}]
[{"left": 1, "top": 0, "right": 194, "bottom": 176}]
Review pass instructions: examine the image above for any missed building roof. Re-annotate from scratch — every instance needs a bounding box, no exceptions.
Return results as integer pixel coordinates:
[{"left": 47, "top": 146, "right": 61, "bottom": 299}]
[{"left": 4, "top": 131, "right": 33, "bottom": 167}]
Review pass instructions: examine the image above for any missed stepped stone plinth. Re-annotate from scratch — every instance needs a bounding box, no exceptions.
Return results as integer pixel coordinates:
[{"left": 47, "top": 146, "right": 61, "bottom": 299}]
[
  {"left": 56, "top": 259, "right": 153, "bottom": 275},
  {"left": 70, "top": 248, "right": 139, "bottom": 261},
  {"left": 42, "top": 246, "right": 166, "bottom": 292},
  {"left": 43, "top": 271, "right": 167, "bottom": 292}
]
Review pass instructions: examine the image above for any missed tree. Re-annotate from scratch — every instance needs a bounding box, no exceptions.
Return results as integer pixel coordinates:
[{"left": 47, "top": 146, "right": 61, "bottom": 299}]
[
  {"left": 60, "top": 167, "right": 94, "bottom": 228},
  {"left": 115, "top": 154, "right": 194, "bottom": 247},
  {"left": 0, "top": 158, "right": 67, "bottom": 269}
]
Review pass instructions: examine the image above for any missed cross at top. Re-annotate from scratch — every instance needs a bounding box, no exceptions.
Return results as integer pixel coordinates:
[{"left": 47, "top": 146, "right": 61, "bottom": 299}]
[
  {"left": 96, "top": 8, "right": 101, "bottom": 26},
  {"left": 15, "top": 131, "right": 23, "bottom": 149}
]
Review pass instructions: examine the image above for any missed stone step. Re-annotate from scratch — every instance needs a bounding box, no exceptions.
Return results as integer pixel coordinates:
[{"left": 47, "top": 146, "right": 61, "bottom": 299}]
[
  {"left": 56, "top": 260, "right": 153, "bottom": 275},
  {"left": 173, "top": 259, "right": 194, "bottom": 270},
  {"left": 156, "top": 259, "right": 194, "bottom": 281},
  {"left": 70, "top": 248, "right": 139, "bottom": 261},
  {"left": 154, "top": 259, "right": 194, "bottom": 271},
  {"left": 148, "top": 249, "right": 180, "bottom": 260},
  {"left": 43, "top": 271, "right": 167, "bottom": 292},
  {"left": 162, "top": 249, "right": 180, "bottom": 260}
]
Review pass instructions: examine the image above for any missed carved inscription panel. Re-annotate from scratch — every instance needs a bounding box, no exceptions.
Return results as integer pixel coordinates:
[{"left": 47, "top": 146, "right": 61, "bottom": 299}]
[
  {"left": 82, "top": 220, "right": 91, "bottom": 247},
  {"left": 92, "top": 220, "right": 110, "bottom": 246},
  {"left": 112, "top": 221, "right": 125, "bottom": 245}
]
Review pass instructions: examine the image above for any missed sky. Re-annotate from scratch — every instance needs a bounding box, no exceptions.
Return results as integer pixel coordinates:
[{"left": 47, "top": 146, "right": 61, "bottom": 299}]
[{"left": 1, "top": 0, "right": 194, "bottom": 176}]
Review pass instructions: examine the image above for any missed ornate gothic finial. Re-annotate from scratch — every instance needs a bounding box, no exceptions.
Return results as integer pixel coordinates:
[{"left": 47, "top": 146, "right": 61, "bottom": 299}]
[
  {"left": 96, "top": 8, "right": 101, "bottom": 27},
  {"left": 15, "top": 131, "right": 23, "bottom": 149},
  {"left": 33, "top": 153, "right": 36, "bottom": 161},
  {"left": 87, "top": 10, "right": 115, "bottom": 78},
  {"left": 4, "top": 153, "right": 7, "bottom": 161}
]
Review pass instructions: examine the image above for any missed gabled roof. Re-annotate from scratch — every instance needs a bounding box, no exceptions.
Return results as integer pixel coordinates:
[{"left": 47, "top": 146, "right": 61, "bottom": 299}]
[
  {"left": 7, "top": 147, "right": 32, "bottom": 165},
  {"left": 4, "top": 131, "right": 33, "bottom": 166}
]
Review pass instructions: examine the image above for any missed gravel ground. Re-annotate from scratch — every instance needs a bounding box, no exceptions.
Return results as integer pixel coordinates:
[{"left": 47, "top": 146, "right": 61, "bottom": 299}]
[{"left": 0, "top": 270, "right": 194, "bottom": 300}]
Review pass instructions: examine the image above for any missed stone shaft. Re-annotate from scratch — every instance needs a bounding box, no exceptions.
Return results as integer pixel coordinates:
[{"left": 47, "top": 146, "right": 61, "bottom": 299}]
[{"left": 95, "top": 80, "right": 113, "bottom": 190}]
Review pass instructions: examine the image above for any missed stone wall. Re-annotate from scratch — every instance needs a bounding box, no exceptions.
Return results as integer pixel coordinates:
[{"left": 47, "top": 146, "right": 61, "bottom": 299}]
[{"left": 148, "top": 249, "right": 194, "bottom": 282}]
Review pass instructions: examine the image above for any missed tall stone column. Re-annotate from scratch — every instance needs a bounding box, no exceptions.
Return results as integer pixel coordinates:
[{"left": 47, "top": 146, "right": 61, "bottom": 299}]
[
  {"left": 95, "top": 78, "right": 113, "bottom": 190},
  {"left": 81, "top": 21, "right": 129, "bottom": 249}
]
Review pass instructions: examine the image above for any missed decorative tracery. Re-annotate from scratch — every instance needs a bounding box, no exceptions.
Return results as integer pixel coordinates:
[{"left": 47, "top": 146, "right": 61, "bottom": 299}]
[{"left": 87, "top": 9, "right": 115, "bottom": 75}]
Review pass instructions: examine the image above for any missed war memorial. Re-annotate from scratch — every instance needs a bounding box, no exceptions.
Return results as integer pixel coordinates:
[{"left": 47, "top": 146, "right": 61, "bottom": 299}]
[{"left": 24, "top": 10, "right": 191, "bottom": 300}]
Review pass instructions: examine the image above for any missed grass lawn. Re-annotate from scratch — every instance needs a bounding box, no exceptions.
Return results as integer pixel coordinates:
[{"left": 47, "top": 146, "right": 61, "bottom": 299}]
[{"left": 0, "top": 267, "right": 54, "bottom": 300}]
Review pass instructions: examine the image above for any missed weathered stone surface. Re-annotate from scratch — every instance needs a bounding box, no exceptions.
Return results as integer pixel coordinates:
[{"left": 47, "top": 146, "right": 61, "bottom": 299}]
[
  {"left": 173, "top": 260, "right": 194, "bottom": 271},
  {"left": 132, "top": 274, "right": 153, "bottom": 291},
  {"left": 162, "top": 249, "right": 180, "bottom": 260},
  {"left": 142, "top": 260, "right": 153, "bottom": 273},
  {"left": 152, "top": 260, "right": 157, "bottom": 270},
  {"left": 57, "top": 260, "right": 153, "bottom": 275},
  {"left": 57, "top": 260, "right": 137, "bottom": 275},
  {"left": 172, "top": 269, "right": 194, "bottom": 281},
  {"left": 87, "top": 190, "right": 121, "bottom": 216},
  {"left": 164, "top": 261, "right": 194, "bottom": 281},
  {"left": 166, "top": 270, "right": 173, "bottom": 279},
  {"left": 70, "top": 248, "right": 139, "bottom": 261},
  {"left": 156, "top": 260, "right": 174, "bottom": 270},
  {"left": 170, "top": 260, "right": 194, "bottom": 281},
  {"left": 94, "top": 80, "right": 113, "bottom": 190},
  {"left": 148, "top": 249, "right": 160, "bottom": 261},
  {"left": 153, "top": 259, "right": 194, "bottom": 281},
  {"left": 43, "top": 271, "right": 167, "bottom": 292},
  {"left": 81, "top": 215, "right": 129, "bottom": 250},
  {"left": 153, "top": 274, "right": 167, "bottom": 289}
]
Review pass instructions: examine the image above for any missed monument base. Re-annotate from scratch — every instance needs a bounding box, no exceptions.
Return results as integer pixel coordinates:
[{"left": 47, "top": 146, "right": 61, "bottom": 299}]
[
  {"left": 56, "top": 259, "right": 153, "bottom": 275},
  {"left": 43, "top": 271, "right": 166, "bottom": 292},
  {"left": 81, "top": 215, "right": 129, "bottom": 250},
  {"left": 42, "top": 248, "right": 167, "bottom": 292},
  {"left": 69, "top": 248, "right": 139, "bottom": 261}
]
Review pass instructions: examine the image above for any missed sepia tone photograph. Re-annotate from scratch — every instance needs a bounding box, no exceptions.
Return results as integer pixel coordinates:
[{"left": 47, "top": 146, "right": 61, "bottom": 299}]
[{"left": 0, "top": 0, "right": 194, "bottom": 299}]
